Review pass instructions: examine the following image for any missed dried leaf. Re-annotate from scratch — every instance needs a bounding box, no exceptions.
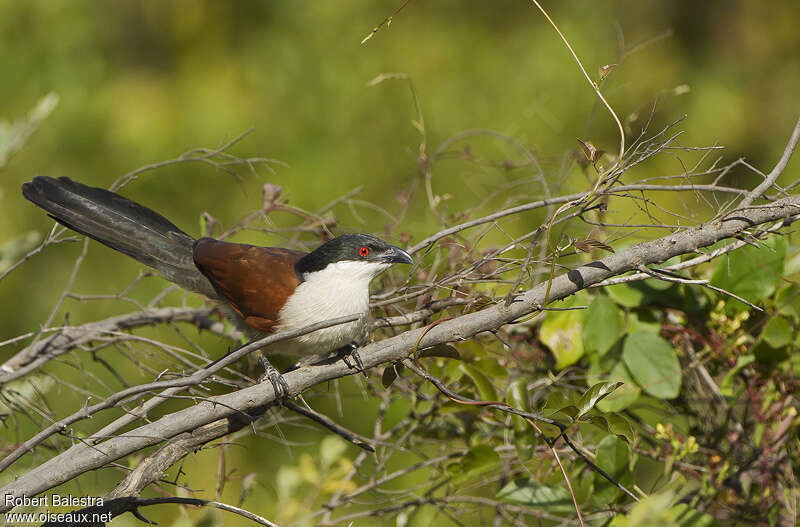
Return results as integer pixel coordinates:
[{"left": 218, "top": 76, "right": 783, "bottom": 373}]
[
  {"left": 200, "top": 212, "right": 216, "bottom": 238},
  {"left": 381, "top": 363, "right": 404, "bottom": 388},
  {"left": 673, "top": 84, "right": 690, "bottom": 96},
  {"left": 598, "top": 63, "right": 617, "bottom": 81},
  {"left": 576, "top": 138, "right": 604, "bottom": 165},
  {"left": 262, "top": 183, "right": 282, "bottom": 206},
  {"left": 574, "top": 238, "right": 615, "bottom": 254}
]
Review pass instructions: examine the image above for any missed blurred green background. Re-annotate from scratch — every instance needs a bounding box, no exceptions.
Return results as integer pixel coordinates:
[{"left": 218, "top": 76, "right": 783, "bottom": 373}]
[{"left": 1, "top": 1, "right": 799, "bottom": 525}]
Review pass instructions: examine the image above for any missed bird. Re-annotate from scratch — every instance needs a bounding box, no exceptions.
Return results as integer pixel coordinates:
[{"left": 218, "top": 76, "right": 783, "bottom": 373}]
[{"left": 21, "top": 176, "right": 413, "bottom": 394}]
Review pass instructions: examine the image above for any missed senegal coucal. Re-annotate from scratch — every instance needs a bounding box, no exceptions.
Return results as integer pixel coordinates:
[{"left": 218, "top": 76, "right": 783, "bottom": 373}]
[{"left": 22, "top": 176, "right": 413, "bottom": 390}]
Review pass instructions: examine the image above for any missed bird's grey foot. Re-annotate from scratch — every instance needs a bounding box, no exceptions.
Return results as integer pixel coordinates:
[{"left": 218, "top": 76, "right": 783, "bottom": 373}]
[
  {"left": 339, "top": 343, "right": 367, "bottom": 376},
  {"left": 258, "top": 355, "right": 290, "bottom": 401}
]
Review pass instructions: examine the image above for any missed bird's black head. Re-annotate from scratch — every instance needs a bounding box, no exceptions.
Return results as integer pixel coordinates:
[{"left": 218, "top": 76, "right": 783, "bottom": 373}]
[{"left": 296, "top": 233, "right": 413, "bottom": 275}]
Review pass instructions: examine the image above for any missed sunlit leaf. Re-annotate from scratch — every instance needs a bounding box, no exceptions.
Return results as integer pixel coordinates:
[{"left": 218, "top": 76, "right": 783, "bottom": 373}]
[
  {"left": 540, "top": 308, "right": 585, "bottom": 369},
  {"left": 576, "top": 381, "right": 623, "bottom": 419},
  {"left": 459, "top": 364, "right": 499, "bottom": 401},
  {"left": 607, "top": 283, "right": 646, "bottom": 307},
  {"left": 583, "top": 295, "right": 623, "bottom": 356},
  {"left": 596, "top": 362, "right": 641, "bottom": 412},
  {"left": 622, "top": 332, "right": 682, "bottom": 399}
]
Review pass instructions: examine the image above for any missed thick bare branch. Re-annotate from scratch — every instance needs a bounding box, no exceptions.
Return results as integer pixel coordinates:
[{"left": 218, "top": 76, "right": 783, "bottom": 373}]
[
  {"left": 0, "top": 314, "right": 361, "bottom": 473},
  {"left": 3, "top": 192, "right": 798, "bottom": 507}
]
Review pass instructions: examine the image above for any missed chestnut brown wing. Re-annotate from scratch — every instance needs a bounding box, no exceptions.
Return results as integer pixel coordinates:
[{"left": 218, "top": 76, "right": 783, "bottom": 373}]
[{"left": 192, "top": 238, "right": 306, "bottom": 333}]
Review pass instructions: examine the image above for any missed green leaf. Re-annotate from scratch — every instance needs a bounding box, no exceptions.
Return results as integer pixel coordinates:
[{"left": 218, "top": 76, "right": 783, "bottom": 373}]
[
  {"left": 589, "top": 413, "right": 635, "bottom": 443},
  {"left": 459, "top": 364, "right": 498, "bottom": 401},
  {"left": 506, "top": 378, "right": 532, "bottom": 417},
  {"left": 752, "top": 315, "right": 794, "bottom": 363},
  {"left": 496, "top": 478, "right": 573, "bottom": 512},
  {"left": 607, "top": 283, "right": 645, "bottom": 307},
  {"left": 576, "top": 381, "right": 623, "bottom": 419},
  {"left": 450, "top": 444, "right": 500, "bottom": 486},
  {"left": 710, "top": 236, "right": 787, "bottom": 313},
  {"left": 587, "top": 344, "right": 621, "bottom": 385},
  {"left": 626, "top": 309, "right": 661, "bottom": 335},
  {"left": 506, "top": 378, "right": 532, "bottom": 430},
  {"left": 543, "top": 389, "right": 579, "bottom": 420},
  {"left": 645, "top": 277, "right": 675, "bottom": 291},
  {"left": 506, "top": 378, "right": 534, "bottom": 459},
  {"left": 605, "top": 413, "right": 635, "bottom": 443},
  {"left": 419, "top": 344, "right": 461, "bottom": 360},
  {"left": 540, "top": 308, "right": 584, "bottom": 369},
  {"left": 596, "top": 434, "right": 629, "bottom": 476},
  {"left": 720, "top": 354, "right": 755, "bottom": 398},
  {"left": 761, "top": 316, "right": 793, "bottom": 348},
  {"left": 583, "top": 295, "right": 623, "bottom": 356},
  {"left": 473, "top": 357, "right": 508, "bottom": 380},
  {"left": 785, "top": 249, "right": 800, "bottom": 276},
  {"left": 544, "top": 389, "right": 574, "bottom": 410},
  {"left": 776, "top": 284, "right": 800, "bottom": 322},
  {"left": 622, "top": 332, "right": 682, "bottom": 399},
  {"left": 597, "top": 362, "right": 641, "bottom": 412}
]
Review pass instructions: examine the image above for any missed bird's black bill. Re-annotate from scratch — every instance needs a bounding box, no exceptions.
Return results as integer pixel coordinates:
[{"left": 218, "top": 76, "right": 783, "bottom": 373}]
[{"left": 382, "top": 246, "right": 413, "bottom": 265}]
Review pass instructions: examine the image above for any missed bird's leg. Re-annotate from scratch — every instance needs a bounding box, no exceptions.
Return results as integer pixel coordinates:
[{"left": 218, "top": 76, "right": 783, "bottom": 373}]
[
  {"left": 258, "top": 354, "right": 290, "bottom": 401},
  {"left": 338, "top": 343, "right": 367, "bottom": 377}
]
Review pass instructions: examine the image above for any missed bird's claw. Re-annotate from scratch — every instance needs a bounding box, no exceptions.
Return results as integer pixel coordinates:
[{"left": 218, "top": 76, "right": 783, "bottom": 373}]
[
  {"left": 340, "top": 343, "right": 367, "bottom": 377},
  {"left": 258, "top": 355, "right": 290, "bottom": 402}
]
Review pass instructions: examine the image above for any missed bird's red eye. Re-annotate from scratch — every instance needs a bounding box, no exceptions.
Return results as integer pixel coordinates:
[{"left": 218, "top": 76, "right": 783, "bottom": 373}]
[{"left": 359, "top": 246, "right": 369, "bottom": 257}]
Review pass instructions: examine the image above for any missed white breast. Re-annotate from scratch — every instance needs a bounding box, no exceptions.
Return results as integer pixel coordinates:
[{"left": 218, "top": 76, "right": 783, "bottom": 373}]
[{"left": 272, "top": 260, "right": 391, "bottom": 356}]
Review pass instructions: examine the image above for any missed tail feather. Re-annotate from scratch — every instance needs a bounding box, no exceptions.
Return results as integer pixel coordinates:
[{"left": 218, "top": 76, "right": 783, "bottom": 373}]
[{"left": 22, "top": 176, "right": 217, "bottom": 298}]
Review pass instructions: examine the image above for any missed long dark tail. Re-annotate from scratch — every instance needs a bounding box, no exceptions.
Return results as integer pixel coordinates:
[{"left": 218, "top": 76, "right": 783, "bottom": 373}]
[{"left": 22, "top": 176, "right": 216, "bottom": 298}]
